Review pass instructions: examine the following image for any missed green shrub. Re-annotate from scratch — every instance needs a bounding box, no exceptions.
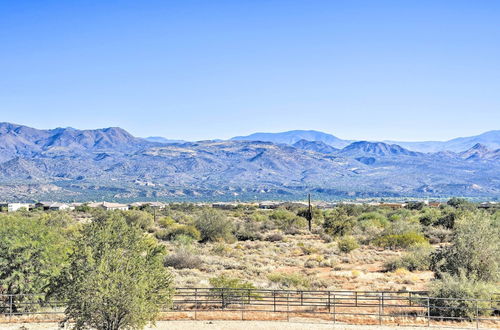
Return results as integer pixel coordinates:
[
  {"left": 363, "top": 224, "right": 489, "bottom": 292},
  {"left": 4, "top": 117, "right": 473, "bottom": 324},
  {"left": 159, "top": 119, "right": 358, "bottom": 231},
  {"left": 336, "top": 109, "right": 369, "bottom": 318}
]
[
  {"left": 447, "top": 197, "right": 475, "bottom": 209},
  {"left": 250, "top": 212, "right": 268, "bottom": 222},
  {"left": 387, "top": 209, "right": 413, "bottom": 222},
  {"left": 122, "top": 210, "right": 154, "bottom": 230},
  {"left": 337, "top": 236, "right": 359, "bottom": 253},
  {"left": 385, "top": 244, "right": 433, "bottom": 271},
  {"left": 358, "top": 212, "right": 388, "bottom": 227},
  {"left": 209, "top": 275, "right": 259, "bottom": 304},
  {"left": 154, "top": 229, "right": 168, "bottom": 240},
  {"left": 75, "top": 204, "right": 91, "bottom": 213},
  {"left": 173, "top": 234, "right": 196, "bottom": 246},
  {"left": 195, "top": 209, "right": 234, "bottom": 242},
  {"left": 435, "top": 208, "right": 460, "bottom": 229},
  {"left": 168, "top": 224, "right": 201, "bottom": 241},
  {"left": 267, "top": 272, "right": 310, "bottom": 289},
  {"left": 424, "top": 225, "right": 453, "bottom": 244},
  {"left": 429, "top": 273, "right": 497, "bottom": 319},
  {"left": 211, "top": 242, "right": 232, "bottom": 256},
  {"left": 157, "top": 216, "right": 175, "bottom": 228},
  {"left": 418, "top": 208, "right": 441, "bottom": 226},
  {"left": 431, "top": 212, "right": 499, "bottom": 282},
  {"left": 209, "top": 275, "right": 256, "bottom": 290},
  {"left": 269, "top": 209, "right": 307, "bottom": 232},
  {"left": 406, "top": 201, "right": 425, "bottom": 210},
  {"left": 323, "top": 208, "right": 356, "bottom": 237},
  {"left": 235, "top": 220, "right": 263, "bottom": 241},
  {"left": 373, "top": 232, "right": 427, "bottom": 249}
]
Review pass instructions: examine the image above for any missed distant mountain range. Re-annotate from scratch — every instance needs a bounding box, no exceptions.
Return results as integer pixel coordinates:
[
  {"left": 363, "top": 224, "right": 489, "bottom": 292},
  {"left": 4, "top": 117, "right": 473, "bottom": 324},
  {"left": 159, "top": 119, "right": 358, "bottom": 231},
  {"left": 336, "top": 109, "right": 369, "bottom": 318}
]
[
  {"left": 232, "top": 130, "right": 351, "bottom": 148},
  {"left": 232, "top": 129, "right": 500, "bottom": 152},
  {"left": 145, "top": 136, "right": 186, "bottom": 144},
  {"left": 0, "top": 122, "right": 499, "bottom": 201}
]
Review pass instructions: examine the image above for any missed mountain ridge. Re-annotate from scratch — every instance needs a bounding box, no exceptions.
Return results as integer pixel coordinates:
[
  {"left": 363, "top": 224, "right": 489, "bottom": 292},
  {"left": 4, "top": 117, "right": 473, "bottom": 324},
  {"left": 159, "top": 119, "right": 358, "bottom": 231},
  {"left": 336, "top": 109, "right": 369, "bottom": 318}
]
[
  {"left": 0, "top": 122, "right": 499, "bottom": 201},
  {"left": 231, "top": 129, "right": 500, "bottom": 152}
]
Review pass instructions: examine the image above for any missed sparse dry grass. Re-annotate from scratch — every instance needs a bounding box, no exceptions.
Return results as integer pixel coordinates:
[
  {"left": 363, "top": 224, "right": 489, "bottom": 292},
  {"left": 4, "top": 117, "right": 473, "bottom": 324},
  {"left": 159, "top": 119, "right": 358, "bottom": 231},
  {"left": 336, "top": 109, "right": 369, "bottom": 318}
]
[{"left": 164, "top": 231, "right": 434, "bottom": 292}]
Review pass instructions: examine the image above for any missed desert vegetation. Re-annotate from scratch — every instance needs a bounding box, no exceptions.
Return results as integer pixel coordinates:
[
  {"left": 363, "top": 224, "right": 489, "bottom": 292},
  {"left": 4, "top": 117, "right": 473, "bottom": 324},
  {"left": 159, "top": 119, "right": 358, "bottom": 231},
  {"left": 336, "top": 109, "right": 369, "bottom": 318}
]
[{"left": 0, "top": 198, "right": 499, "bottom": 326}]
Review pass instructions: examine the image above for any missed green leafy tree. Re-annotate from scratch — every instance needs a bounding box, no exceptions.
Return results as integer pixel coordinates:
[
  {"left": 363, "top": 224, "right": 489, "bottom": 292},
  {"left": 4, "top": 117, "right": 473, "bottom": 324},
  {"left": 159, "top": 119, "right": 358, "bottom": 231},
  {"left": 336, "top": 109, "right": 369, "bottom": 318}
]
[
  {"left": 447, "top": 197, "right": 474, "bottom": 209},
  {"left": 323, "top": 208, "right": 356, "bottom": 237},
  {"left": 0, "top": 214, "right": 70, "bottom": 311},
  {"left": 53, "top": 214, "right": 173, "bottom": 330},
  {"left": 432, "top": 212, "right": 499, "bottom": 282}
]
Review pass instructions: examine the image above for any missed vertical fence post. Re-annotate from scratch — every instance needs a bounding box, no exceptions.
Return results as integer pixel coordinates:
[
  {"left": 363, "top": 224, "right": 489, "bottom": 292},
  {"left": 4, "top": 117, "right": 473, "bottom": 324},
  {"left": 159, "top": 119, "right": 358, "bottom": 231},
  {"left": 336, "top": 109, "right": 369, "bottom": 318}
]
[
  {"left": 427, "top": 297, "right": 431, "bottom": 327},
  {"left": 381, "top": 292, "right": 385, "bottom": 313},
  {"left": 409, "top": 292, "right": 412, "bottom": 307},
  {"left": 475, "top": 300, "right": 479, "bottom": 329},
  {"left": 273, "top": 291, "right": 277, "bottom": 312},
  {"left": 287, "top": 292, "right": 290, "bottom": 322},
  {"left": 241, "top": 293, "right": 244, "bottom": 321},
  {"left": 355, "top": 291, "right": 358, "bottom": 307},
  {"left": 300, "top": 291, "right": 303, "bottom": 306},
  {"left": 194, "top": 288, "right": 198, "bottom": 320},
  {"left": 221, "top": 291, "right": 225, "bottom": 310},
  {"left": 328, "top": 291, "right": 331, "bottom": 313},
  {"left": 378, "top": 295, "right": 382, "bottom": 325},
  {"left": 333, "top": 294, "right": 336, "bottom": 324},
  {"left": 9, "top": 295, "right": 13, "bottom": 318}
]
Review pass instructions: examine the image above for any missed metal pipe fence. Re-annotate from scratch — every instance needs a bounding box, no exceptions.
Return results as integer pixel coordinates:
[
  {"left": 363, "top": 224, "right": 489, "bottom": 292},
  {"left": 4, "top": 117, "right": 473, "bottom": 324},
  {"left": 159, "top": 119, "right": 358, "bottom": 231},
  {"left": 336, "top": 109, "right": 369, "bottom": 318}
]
[{"left": 1, "top": 288, "right": 499, "bottom": 328}]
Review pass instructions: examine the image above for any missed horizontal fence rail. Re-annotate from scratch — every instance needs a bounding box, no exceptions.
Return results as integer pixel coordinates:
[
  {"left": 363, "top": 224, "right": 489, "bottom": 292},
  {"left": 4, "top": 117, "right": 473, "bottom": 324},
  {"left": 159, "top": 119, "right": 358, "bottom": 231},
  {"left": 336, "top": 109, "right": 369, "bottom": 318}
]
[{"left": 1, "top": 288, "right": 499, "bottom": 328}]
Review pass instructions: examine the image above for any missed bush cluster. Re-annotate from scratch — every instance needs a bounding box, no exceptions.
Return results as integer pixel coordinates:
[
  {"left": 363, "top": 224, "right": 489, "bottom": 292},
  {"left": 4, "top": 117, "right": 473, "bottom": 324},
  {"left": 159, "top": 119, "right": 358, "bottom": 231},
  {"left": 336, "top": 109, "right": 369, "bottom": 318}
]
[
  {"left": 337, "top": 236, "right": 359, "bottom": 253},
  {"left": 267, "top": 272, "right": 310, "bottom": 289},
  {"left": 385, "top": 244, "right": 433, "bottom": 271}
]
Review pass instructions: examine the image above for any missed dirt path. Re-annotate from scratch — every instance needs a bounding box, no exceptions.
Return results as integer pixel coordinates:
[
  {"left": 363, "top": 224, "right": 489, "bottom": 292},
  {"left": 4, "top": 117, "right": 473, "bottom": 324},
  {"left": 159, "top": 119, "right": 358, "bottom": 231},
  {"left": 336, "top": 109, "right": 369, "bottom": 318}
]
[{"left": 0, "top": 320, "right": 485, "bottom": 330}]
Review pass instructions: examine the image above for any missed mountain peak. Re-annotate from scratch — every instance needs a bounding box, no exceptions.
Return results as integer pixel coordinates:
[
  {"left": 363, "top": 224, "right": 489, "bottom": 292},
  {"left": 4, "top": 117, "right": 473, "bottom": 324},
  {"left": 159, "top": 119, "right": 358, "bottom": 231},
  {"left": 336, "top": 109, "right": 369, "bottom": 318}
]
[
  {"left": 342, "top": 141, "right": 418, "bottom": 156},
  {"left": 459, "top": 143, "right": 492, "bottom": 160},
  {"left": 470, "top": 143, "right": 489, "bottom": 151},
  {"left": 292, "top": 139, "right": 339, "bottom": 154}
]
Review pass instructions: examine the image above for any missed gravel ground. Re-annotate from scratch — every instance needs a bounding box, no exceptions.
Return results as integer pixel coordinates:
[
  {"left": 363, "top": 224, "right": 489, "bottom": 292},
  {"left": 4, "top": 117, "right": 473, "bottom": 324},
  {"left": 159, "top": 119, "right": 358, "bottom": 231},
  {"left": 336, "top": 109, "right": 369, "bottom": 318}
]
[{"left": 0, "top": 321, "right": 486, "bottom": 330}]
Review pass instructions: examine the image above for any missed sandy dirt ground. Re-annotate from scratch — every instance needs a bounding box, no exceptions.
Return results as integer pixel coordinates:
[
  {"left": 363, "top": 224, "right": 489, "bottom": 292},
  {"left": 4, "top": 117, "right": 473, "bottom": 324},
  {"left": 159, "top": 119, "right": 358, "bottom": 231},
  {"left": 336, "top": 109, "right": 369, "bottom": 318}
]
[{"left": 0, "top": 320, "right": 490, "bottom": 330}]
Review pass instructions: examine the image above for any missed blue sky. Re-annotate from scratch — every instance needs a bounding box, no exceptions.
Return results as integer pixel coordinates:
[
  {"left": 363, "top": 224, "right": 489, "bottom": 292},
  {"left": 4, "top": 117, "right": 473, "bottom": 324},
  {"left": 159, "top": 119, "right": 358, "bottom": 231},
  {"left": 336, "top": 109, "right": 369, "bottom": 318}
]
[{"left": 0, "top": 0, "right": 499, "bottom": 141}]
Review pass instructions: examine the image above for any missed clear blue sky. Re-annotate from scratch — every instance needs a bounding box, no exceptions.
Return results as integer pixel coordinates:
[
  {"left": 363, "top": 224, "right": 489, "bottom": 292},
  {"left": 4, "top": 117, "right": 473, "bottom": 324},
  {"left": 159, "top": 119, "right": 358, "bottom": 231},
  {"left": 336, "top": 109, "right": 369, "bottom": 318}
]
[{"left": 1, "top": 0, "right": 499, "bottom": 141}]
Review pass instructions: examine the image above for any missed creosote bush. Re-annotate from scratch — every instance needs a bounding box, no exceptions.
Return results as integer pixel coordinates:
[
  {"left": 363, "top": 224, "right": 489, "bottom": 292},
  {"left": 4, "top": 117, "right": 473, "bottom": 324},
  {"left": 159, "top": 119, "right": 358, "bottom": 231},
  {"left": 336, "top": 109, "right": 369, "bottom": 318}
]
[
  {"left": 269, "top": 208, "right": 307, "bottom": 233},
  {"left": 169, "top": 224, "right": 201, "bottom": 241},
  {"left": 429, "top": 273, "right": 497, "bottom": 319},
  {"left": 373, "top": 232, "right": 427, "bottom": 249},
  {"left": 385, "top": 243, "right": 433, "bottom": 271},
  {"left": 267, "top": 272, "right": 310, "bottom": 289},
  {"left": 337, "top": 236, "right": 359, "bottom": 253},
  {"left": 209, "top": 275, "right": 256, "bottom": 290},
  {"left": 323, "top": 207, "right": 356, "bottom": 237},
  {"left": 235, "top": 220, "right": 263, "bottom": 241},
  {"left": 122, "top": 210, "right": 154, "bottom": 230},
  {"left": 157, "top": 216, "right": 175, "bottom": 228},
  {"left": 195, "top": 209, "right": 235, "bottom": 242}
]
